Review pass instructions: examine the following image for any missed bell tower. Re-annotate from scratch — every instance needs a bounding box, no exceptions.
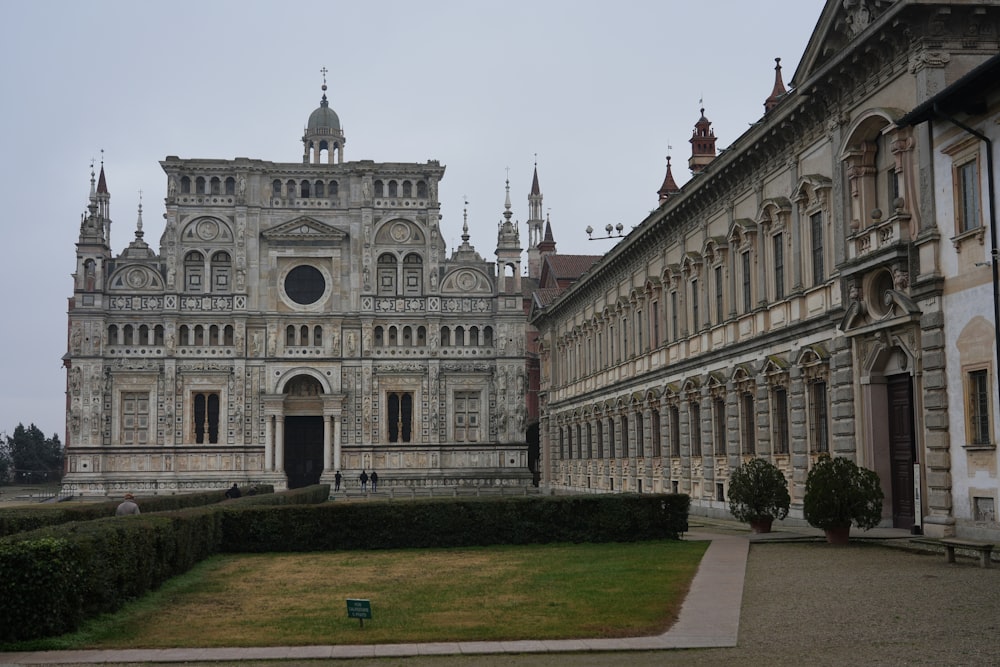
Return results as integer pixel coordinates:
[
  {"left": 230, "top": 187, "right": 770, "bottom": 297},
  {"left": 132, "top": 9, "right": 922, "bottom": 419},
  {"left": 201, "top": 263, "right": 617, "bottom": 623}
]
[{"left": 302, "top": 67, "right": 346, "bottom": 164}]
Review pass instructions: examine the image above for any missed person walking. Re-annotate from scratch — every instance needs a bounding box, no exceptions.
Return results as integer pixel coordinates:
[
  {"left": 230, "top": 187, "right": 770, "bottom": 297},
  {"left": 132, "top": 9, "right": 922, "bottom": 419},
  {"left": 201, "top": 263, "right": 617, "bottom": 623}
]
[
  {"left": 334, "top": 470, "right": 342, "bottom": 491},
  {"left": 359, "top": 470, "right": 369, "bottom": 491},
  {"left": 370, "top": 470, "right": 378, "bottom": 492},
  {"left": 115, "top": 493, "right": 140, "bottom": 516}
]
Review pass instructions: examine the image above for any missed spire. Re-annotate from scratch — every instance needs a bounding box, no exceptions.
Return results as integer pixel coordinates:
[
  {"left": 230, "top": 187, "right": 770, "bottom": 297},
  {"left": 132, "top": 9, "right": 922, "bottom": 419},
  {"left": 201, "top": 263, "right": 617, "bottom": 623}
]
[
  {"left": 451, "top": 198, "right": 484, "bottom": 262},
  {"left": 657, "top": 155, "right": 681, "bottom": 204},
  {"left": 122, "top": 192, "right": 154, "bottom": 258},
  {"left": 688, "top": 105, "right": 717, "bottom": 175},
  {"left": 764, "top": 58, "right": 787, "bottom": 114},
  {"left": 526, "top": 157, "right": 545, "bottom": 279},
  {"left": 538, "top": 213, "right": 556, "bottom": 254}
]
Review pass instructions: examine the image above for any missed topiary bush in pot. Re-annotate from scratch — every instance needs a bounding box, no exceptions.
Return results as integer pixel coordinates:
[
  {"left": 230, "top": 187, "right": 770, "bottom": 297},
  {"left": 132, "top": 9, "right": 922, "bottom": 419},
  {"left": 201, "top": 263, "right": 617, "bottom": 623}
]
[
  {"left": 803, "top": 454, "right": 884, "bottom": 544},
  {"left": 727, "top": 457, "right": 790, "bottom": 533}
]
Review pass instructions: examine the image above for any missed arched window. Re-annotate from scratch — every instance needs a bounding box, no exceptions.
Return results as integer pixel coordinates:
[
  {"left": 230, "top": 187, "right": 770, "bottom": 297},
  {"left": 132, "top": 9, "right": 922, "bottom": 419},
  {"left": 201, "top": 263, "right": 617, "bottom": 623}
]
[
  {"left": 330, "top": 180, "right": 339, "bottom": 197},
  {"left": 224, "top": 325, "right": 234, "bottom": 346},
  {"left": 377, "top": 253, "right": 398, "bottom": 296},
  {"left": 196, "top": 177, "right": 206, "bottom": 194},
  {"left": 209, "top": 325, "right": 220, "bottom": 346},
  {"left": 137, "top": 324, "right": 149, "bottom": 345},
  {"left": 417, "top": 181, "right": 428, "bottom": 198},
  {"left": 225, "top": 177, "right": 235, "bottom": 195},
  {"left": 300, "top": 325, "right": 309, "bottom": 345},
  {"left": 315, "top": 181, "right": 325, "bottom": 198},
  {"left": 272, "top": 180, "right": 281, "bottom": 197},
  {"left": 440, "top": 326, "right": 450, "bottom": 347},
  {"left": 313, "top": 326, "right": 323, "bottom": 346},
  {"left": 178, "top": 325, "right": 189, "bottom": 346},
  {"left": 402, "top": 326, "right": 413, "bottom": 346},
  {"left": 374, "top": 180, "right": 384, "bottom": 198},
  {"left": 193, "top": 325, "right": 204, "bottom": 346},
  {"left": 286, "top": 325, "right": 295, "bottom": 346},
  {"left": 184, "top": 251, "right": 204, "bottom": 293},
  {"left": 374, "top": 326, "right": 384, "bottom": 347},
  {"left": 300, "top": 180, "right": 311, "bottom": 198},
  {"left": 211, "top": 251, "right": 231, "bottom": 293},
  {"left": 388, "top": 326, "right": 398, "bottom": 346},
  {"left": 210, "top": 177, "right": 221, "bottom": 195},
  {"left": 286, "top": 179, "right": 296, "bottom": 198},
  {"left": 181, "top": 176, "right": 191, "bottom": 194},
  {"left": 484, "top": 326, "right": 494, "bottom": 346},
  {"left": 83, "top": 259, "right": 96, "bottom": 291},
  {"left": 455, "top": 326, "right": 466, "bottom": 347},
  {"left": 123, "top": 324, "right": 134, "bottom": 346},
  {"left": 154, "top": 325, "right": 164, "bottom": 346},
  {"left": 388, "top": 180, "right": 398, "bottom": 198},
  {"left": 470, "top": 326, "right": 480, "bottom": 346},
  {"left": 402, "top": 180, "right": 412, "bottom": 197},
  {"left": 417, "top": 326, "right": 426, "bottom": 346}
]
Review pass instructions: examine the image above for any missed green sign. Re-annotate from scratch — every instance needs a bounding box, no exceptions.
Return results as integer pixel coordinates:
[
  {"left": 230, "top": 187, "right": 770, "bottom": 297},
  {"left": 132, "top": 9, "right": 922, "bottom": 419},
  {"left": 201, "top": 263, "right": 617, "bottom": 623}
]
[{"left": 347, "top": 598, "right": 372, "bottom": 622}]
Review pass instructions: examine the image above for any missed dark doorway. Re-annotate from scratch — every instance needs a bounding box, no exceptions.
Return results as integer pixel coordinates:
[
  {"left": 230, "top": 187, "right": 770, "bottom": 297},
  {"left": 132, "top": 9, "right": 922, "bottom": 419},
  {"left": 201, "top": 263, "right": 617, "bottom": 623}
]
[
  {"left": 285, "top": 416, "right": 323, "bottom": 489},
  {"left": 887, "top": 375, "right": 916, "bottom": 529}
]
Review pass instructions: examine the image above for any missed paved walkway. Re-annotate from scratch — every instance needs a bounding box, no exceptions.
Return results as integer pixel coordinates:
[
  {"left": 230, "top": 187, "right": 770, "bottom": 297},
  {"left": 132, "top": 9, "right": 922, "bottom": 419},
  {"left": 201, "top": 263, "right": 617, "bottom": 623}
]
[{"left": 0, "top": 530, "right": 748, "bottom": 664}]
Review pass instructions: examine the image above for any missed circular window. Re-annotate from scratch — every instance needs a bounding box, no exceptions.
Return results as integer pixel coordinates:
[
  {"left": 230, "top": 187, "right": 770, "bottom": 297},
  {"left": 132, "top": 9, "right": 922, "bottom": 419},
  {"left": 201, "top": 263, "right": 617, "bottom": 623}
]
[{"left": 284, "top": 265, "right": 326, "bottom": 305}]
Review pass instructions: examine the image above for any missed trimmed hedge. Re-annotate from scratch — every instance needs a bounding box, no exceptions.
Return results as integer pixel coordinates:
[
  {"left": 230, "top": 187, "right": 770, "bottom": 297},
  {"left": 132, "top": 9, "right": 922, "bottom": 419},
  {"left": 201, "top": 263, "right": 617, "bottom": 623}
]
[
  {"left": 0, "top": 484, "right": 327, "bottom": 642},
  {"left": 0, "top": 485, "right": 275, "bottom": 538},
  {"left": 221, "top": 493, "right": 689, "bottom": 552},
  {"left": 0, "top": 490, "right": 686, "bottom": 643}
]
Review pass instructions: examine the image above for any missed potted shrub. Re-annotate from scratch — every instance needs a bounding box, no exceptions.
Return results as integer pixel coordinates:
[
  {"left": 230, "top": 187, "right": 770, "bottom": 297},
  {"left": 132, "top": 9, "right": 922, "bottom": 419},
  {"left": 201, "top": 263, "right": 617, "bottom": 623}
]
[
  {"left": 727, "top": 457, "right": 790, "bottom": 533},
  {"left": 803, "top": 454, "right": 884, "bottom": 544}
]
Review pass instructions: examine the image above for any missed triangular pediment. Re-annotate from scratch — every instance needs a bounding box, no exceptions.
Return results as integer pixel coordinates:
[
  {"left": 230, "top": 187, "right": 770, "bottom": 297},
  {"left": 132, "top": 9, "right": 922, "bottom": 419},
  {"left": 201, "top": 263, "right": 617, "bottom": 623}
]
[
  {"left": 791, "top": 0, "right": 903, "bottom": 89},
  {"left": 263, "top": 217, "right": 347, "bottom": 243}
]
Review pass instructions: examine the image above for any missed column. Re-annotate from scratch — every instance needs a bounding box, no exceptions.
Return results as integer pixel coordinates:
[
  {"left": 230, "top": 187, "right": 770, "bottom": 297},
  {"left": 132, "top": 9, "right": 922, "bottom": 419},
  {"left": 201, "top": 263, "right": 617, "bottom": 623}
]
[
  {"left": 323, "top": 414, "right": 332, "bottom": 471},
  {"left": 333, "top": 419, "right": 342, "bottom": 473},
  {"left": 264, "top": 415, "right": 273, "bottom": 472},
  {"left": 275, "top": 416, "right": 285, "bottom": 472}
]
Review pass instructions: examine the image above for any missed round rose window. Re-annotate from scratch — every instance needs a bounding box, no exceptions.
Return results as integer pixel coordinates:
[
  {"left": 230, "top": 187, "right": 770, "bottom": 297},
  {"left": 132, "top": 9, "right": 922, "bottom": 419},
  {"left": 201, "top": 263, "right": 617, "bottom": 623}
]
[{"left": 284, "top": 265, "right": 325, "bottom": 305}]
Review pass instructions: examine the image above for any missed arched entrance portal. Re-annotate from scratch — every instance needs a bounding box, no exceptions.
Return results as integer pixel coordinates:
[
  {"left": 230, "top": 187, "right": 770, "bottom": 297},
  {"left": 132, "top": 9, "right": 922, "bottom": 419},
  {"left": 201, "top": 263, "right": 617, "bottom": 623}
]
[{"left": 283, "top": 375, "right": 324, "bottom": 489}]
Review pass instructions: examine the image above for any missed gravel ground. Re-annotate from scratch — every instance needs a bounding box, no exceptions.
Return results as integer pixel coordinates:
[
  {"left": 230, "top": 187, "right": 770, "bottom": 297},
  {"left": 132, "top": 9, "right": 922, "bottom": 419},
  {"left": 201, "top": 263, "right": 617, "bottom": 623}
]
[{"left": 49, "top": 535, "right": 1000, "bottom": 667}]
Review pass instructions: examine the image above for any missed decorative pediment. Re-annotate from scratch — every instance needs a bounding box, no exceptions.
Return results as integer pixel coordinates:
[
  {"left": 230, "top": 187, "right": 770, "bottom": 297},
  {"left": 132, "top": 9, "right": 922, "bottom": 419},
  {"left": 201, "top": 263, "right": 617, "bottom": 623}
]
[
  {"left": 440, "top": 267, "right": 492, "bottom": 294},
  {"left": 181, "top": 216, "right": 234, "bottom": 244},
  {"left": 109, "top": 265, "right": 164, "bottom": 292},
  {"left": 791, "top": 0, "right": 901, "bottom": 89},
  {"left": 263, "top": 217, "right": 347, "bottom": 244}
]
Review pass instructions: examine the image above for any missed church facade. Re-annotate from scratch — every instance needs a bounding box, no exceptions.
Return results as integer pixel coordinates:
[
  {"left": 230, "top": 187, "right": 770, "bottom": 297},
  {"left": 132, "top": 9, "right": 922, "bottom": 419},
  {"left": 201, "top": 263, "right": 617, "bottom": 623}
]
[
  {"left": 531, "top": 0, "right": 1000, "bottom": 540},
  {"left": 63, "top": 83, "right": 532, "bottom": 496}
]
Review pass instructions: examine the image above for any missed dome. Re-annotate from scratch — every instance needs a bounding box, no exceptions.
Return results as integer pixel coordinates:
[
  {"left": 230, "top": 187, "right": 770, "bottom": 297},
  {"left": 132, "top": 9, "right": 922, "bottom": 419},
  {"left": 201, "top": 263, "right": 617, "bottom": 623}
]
[{"left": 307, "top": 95, "right": 341, "bottom": 132}]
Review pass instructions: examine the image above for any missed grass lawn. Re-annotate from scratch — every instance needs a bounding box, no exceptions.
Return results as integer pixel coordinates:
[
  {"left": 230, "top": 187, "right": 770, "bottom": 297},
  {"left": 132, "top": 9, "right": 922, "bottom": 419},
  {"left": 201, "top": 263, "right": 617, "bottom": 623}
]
[{"left": 26, "top": 540, "right": 707, "bottom": 650}]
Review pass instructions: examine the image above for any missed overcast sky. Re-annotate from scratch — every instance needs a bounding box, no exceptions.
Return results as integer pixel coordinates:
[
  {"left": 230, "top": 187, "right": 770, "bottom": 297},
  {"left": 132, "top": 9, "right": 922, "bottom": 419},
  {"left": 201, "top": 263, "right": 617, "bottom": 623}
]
[{"left": 0, "top": 0, "right": 824, "bottom": 439}]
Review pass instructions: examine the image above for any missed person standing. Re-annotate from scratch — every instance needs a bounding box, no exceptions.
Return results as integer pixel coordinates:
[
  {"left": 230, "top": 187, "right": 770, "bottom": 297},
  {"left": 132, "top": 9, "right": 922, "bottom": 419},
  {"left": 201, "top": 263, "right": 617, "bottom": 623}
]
[
  {"left": 370, "top": 470, "right": 378, "bottom": 492},
  {"left": 115, "top": 493, "right": 140, "bottom": 516},
  {"left": 334, "top": 470, "right": 342, "bottom": 491},
  {"left": 359, "top": 470, "right": 369, "bottom": 491}
]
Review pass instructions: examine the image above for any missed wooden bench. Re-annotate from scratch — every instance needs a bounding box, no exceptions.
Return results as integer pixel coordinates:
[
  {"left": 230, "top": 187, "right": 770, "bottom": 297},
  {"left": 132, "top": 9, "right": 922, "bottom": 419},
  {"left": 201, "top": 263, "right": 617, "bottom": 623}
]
[{"left": 941, "top": 538, "right": 994, "bottom": 568}]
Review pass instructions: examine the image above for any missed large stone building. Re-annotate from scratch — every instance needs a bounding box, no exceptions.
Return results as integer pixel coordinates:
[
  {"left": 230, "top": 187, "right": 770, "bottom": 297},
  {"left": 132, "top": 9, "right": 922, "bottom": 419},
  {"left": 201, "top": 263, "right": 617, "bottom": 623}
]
[
  {"left": 63, "top": 81, "right": 533, "bottom": 496},
  {"left": 531, "top": 0, "right": 1000, "bottom": 540}
]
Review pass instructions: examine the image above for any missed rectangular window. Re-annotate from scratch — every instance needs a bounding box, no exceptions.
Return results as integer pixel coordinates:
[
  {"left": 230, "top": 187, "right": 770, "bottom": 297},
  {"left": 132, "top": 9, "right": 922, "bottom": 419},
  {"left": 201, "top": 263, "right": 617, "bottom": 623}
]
[
  {"left": 691, "top": 279, "right": 699, "bottom": 331},
  {"left": 669, "top": 405, "right": 681, "bottom": 457},
  {"left": 651, "top": 410, "right": 661, "bottom": 457},
  {"left": 608, "top": 418, "right": 617, "bottom": 459},
  {"left": 713, "top": 397, "right": 726, "bottom": 456},
  {"left": 958, "top": 160, "right": 982, "bottom": 233},
  {"left": 773, "top": 388, "right": 789, "bottom": 454},
  {"left": 689, "top": 402, "right": 702, "bottom": 457},
  {"left": 597, "top": 421, "right": 604, "bottom": 459},
  {"left": 670, "top": 291, "right": 678, "bottom": 341},
  {"left": 811, "top": 212, "right": 825, "bottom": 285},
  {"left": 193, "top": 391, "right": 220, "bottom": 444},
  {"left": 454, "top": 391, "right": 480, "bottom": 442},
  {"left": 387, "top": 391, "right": 414, "bottom": 443},
  {"left": 809, "top": 382, "right": 829, "bottom": 453},
  {"left": 636, "top": 310, "right": 643, "bottom": 354},
  {"left": 651, "top": 301, "right": 660, "bottom": 347},
  {"left": 714, "top": 266, "right": 724, "bottom": 324},
  {"left": 741, "top": 393, "right": 755, "bottom": 455},
  {"left": 773, "top": 234, "right": 784, "bottom": 300},
  {"left": 621, "top": 318, "right": 628, "bottom": 360},
  {"left": 969, "top": 369, "right": 992, "bottom": 446},
  {"left": 121, "top": 392, "right": 150, "bottom": 445},
  {"left": 742, "top": 251, "right": 752, "bottom": 313}
]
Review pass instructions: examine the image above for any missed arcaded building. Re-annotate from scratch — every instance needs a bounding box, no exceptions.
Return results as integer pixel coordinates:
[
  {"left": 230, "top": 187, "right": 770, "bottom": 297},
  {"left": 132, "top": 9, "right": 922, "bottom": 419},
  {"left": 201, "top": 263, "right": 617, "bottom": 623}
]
[
  {"left": 531, "top": 0, "right": 1000, "bottom": 539},
  {"left": 63, "top": 81, "right": 532, "bottom": 495}
]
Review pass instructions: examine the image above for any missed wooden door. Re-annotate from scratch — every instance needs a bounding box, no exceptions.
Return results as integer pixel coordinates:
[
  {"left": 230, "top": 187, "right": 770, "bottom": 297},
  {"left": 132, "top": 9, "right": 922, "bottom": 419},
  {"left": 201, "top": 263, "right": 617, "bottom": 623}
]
[{"left": 887, "top": 375, "right": 916, "bottom": 529}]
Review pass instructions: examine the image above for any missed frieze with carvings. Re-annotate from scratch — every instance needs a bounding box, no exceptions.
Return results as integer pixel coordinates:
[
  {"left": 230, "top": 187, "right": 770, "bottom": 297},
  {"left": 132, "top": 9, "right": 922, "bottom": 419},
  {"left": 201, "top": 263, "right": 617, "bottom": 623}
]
[
  {"left": 441, "top": 298, "right": 493, "bottom": 313},
  {"left": 109, "top": 296, "right": 166, "bottom": 311},
  {"left": 373, "top": 363, "right": 427, "bottom": 375},
  {"left": 180, "top": 296, "right": 235, "bottom": 311},
  {"left": 111, "top": 358, "right": 162, "bottom": 372},
  {"left": 374, "top": 298, "right": 426, "bottom": 313}
]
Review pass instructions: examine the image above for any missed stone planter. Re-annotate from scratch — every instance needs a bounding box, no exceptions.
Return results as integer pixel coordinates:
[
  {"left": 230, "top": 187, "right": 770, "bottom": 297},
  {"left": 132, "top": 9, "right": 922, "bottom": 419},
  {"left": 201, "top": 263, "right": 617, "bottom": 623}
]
[
  {"left": 749, "top": 517, "right": 774, "bottom": 534},
  {"left": 824, "top": 525, "right": 851, "bottom": 545}
]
